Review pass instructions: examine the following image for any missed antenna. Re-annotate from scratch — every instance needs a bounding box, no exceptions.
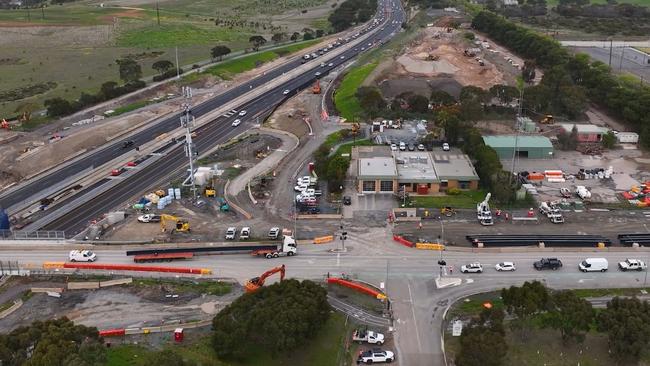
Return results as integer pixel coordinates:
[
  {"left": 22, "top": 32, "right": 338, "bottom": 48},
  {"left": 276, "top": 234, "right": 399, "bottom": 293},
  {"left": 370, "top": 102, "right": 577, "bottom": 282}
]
[{"left": 181, "top": 86, "right": 198, "bottom": 201}]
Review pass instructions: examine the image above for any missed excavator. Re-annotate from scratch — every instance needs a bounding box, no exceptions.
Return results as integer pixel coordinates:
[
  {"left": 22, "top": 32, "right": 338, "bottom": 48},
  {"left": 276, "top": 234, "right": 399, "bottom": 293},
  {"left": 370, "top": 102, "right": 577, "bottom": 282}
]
[
  {"left": 540, "top": 115, "right": 554, "bottom": 124},
  {"left": 160, "top": 214, "right": 191, "bottom": 233},
  {"left": 312, "top": 79, "right": 321, "bottom": 94},
  {"left": 244, "top": 264, "right": 286, "bottom": 293}
]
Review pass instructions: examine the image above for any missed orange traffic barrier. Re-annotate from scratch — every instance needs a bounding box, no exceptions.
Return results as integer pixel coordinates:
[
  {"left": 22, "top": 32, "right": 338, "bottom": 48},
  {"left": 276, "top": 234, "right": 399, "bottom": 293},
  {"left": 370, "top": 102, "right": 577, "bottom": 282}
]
[
  {"left": 415, "top": 243, "right": 445, "bottom": 250},
  {"left": 99, "top": 329, "right": 125, "bottom": 337},
  {"left": 62, "top": 263, "right": 211, "bottom": 275},
  {"left": 313, "top": 235, "right": 334, "bottom": 244},
  {"left": 327, "top": 277, "right": 387, "bottom": 300},
  {"left": 43, "top": 262, "right": 65, "bottom": 269}
]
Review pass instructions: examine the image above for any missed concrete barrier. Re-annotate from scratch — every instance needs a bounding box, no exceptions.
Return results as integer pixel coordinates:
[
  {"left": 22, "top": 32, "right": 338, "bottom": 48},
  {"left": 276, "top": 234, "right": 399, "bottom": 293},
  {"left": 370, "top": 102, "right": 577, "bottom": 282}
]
[
  {"left": 100, "top": 278, "right": 133, "bottom": 287},
  {"left": 67, "top": 281, "right": 100, "bottom": 290},
  {"left": 43, "top": 262, "right": 65, "bottom": 269},
  {"left": 313, "top": 235, "right": 334, "bottom": 244},
  {"left": 31, "top": 287, "right": 64, "bottom": 293},
  {"left": 415, "top": 243, "right": 445, "bottom": 251},
  {"left": 392, "top": 234, "right": 415, "bottom": 248}
]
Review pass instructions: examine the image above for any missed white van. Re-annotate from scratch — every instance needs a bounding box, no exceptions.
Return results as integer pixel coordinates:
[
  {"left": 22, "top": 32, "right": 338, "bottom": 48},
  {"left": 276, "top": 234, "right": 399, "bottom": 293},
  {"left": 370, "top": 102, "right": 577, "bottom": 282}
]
[
  {"left": 240, "top": 227, "right": 251, "bottom": 240},
  {"left": 579, "top": 258, "right": 608, "bottom": 272},
  {"left": 225, "top": 227, "right": 237, "bottom": 240}
]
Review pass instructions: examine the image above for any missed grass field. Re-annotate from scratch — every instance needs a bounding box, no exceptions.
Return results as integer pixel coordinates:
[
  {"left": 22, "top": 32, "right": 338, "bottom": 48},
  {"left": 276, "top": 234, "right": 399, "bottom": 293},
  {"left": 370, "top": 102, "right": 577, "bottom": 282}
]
[
  {"left": 0, "top": 0, "right": 333, "bottom": 118},
  {"left": 106, "top": 312, "right": 349, "bottom": 366},
  {"left": 409, "top": 190, "right": 487, "bottom": 209},
  {"left": 334, "top": 62, "right": 378, "bottom": 121},
  {"left": 203, "top": 40, "right": 319, "bottom": 79}
]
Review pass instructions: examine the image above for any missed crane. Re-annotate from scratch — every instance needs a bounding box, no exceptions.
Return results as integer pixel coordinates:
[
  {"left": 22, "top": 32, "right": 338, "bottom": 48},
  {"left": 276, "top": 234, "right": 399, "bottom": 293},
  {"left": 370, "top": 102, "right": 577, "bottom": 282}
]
[
  {"left": 244, "top": 264, "right": 286, "bottom": 293},
  {"left": 476, "top": 192, "right": 493, "bottom": 226},
  {"left": 160, "top": 214, "right": 190, "bottom": 233}
]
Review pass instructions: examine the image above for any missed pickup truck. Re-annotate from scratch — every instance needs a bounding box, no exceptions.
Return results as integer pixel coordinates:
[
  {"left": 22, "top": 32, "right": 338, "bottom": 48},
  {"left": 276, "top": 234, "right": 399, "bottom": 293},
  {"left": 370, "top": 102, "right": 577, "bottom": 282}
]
[
  {"left": 357, "top": 349, "right": 395, "bottom": 364},
  {"left": 618, "top": 258, "right": 647, "bottom": 271},
  {"left": 533, "top": 258, "right": 563, "bottom": 270},
  {"left": 352, "top": 328, "right": 385, "bottom": 345}
]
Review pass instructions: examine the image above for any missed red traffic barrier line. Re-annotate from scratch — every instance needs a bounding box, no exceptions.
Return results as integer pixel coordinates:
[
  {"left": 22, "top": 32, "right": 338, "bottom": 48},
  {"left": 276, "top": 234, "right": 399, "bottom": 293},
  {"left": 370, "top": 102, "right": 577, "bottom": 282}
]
[
  {"left": 99, "top": 328, "right": 125, "bottom": 337},
  {"left": 392, "top": 234, "right": 414, "bottom": 248},
  {"left": 327, "top": 277, "right": 386, "bottom": 300},
  {"left": 63, "top": 262, "right": 210, "bottom": 275}
]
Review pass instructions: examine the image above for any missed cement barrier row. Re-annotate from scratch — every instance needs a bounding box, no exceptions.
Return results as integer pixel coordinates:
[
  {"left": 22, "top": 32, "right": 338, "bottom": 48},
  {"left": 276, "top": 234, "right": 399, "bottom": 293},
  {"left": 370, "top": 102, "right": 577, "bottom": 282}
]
[
  {"left": 42, "top": 262, "right": 212, "bottom": 275},
  {"left": 100, "top": 319, "right": 212, "bottom": 337},
  {"left": 67, "top": 282, "right": 99, "bottom": 290},
  {"left": 31, "top": 287, "right": 65, "bottom": 293}
]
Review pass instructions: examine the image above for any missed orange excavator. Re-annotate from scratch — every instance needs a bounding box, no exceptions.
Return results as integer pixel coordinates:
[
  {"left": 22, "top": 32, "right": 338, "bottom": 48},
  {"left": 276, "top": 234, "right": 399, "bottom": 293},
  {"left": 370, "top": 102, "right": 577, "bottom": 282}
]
[
  {"left": 312, "top": 79, "right": 321, "bottom": 94},
  {"left": 244, "top": 264, "right": 286, "bottom": 293}
]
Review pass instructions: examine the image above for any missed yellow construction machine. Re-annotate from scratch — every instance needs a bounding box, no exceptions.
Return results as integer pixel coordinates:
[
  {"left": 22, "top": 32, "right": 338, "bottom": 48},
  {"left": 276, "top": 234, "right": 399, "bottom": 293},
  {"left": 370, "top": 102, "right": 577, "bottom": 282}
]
[
  {"left": 540, "top": 115, "right": 554, "bottom": 124},
  {"left": 160, "top": 214, "right": 191, "bottom": 233}
]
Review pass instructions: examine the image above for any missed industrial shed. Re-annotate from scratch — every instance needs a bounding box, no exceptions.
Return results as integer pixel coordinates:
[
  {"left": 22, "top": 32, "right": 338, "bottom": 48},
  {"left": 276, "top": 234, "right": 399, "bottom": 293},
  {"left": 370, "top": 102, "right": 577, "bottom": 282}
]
[{"left": 483, "top": 135, "right": 554, "bottom": 159}]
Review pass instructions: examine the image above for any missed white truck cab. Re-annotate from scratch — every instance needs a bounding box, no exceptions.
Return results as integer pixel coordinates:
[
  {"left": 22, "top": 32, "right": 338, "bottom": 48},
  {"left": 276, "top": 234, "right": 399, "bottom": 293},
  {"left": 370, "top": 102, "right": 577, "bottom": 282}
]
[
  {"left": 69, "top": 250, "right": 97, "bottom": 262},
  {"left": 225, "top": 227, "right": 237, "bottom": 240}
]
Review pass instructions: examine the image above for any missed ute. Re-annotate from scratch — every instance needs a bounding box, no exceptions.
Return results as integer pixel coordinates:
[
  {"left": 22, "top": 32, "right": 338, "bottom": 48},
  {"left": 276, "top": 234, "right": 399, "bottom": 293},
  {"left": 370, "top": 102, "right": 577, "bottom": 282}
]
[
  {"left": 618, "top": 258, "right": 647, "bottom": 271},
  {"left": 357, "top": 348, "right": 395, "bottom": 364},
  {"left": 533, "top": 258, "right": 563, "bottom": 270},
  {"left": 352, "top": 328, "right": 385, "bottom": 345},
  {"left": 69, "top": 250, "right": 97, "bottom": 262}
]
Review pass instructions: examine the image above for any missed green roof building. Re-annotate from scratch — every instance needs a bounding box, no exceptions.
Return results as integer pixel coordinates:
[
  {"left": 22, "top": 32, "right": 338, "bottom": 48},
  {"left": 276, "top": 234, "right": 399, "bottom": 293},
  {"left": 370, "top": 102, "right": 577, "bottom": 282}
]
[{"left": 482, "top": 135, "right": 554, "bottom": 159}]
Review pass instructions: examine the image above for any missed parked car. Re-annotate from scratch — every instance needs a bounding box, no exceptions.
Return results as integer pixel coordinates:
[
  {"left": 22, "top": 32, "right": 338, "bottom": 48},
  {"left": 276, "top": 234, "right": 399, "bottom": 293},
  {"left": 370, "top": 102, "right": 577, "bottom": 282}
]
[
  {"left": 390, "top": 143, "right": 398, "bottom": 151},
  {"left": 232, "top": 119, "right": 242, "bottom": 127},
  {"left": 618, "top": 258, "right": 647, "bottom": 271},
  {"left": 534, "top": 258, "right": 563, "bottom": 270},
  {"left": 495, "top": 262, "right": 516, "bottom": 271},
  {"left": 461, "top": 263, "right": 483, "bottom": 273},
  {"left": 225, "top": 227, "right": 237, "bottom": 240},
  {"left": 137, "top": 214, "right": 161, "bottom": 223},
  {"left": 408, "top": 143, "right": 415, "bottom": 151},
  {"left": 268, "top": 227, "right": 280, "bottom": 240},
  {"left": 343, "top": 196, "right": 352, "bottom": 205},
  {"left": 357, "top": 348, "right": 395, "bottom": 364},
  {"left": 442, "top": 142, "right": 450, "bottom": 151},
  {"left": 240, "top": 227, "right": 250, "bottom": 240},
  {"left": 579, "top": 258, "right": 608, "bottom": 272},
  {"left": 352, "top": 328, "right": 385, "bottom": 345},
  {"left": 399, "top": 142, "right": 406, "bottom": 151},
  {"left": 69, "top": 250, "right": 97, "bottom": 262},
  {"left": 417, "top": 144, "right": 425, "bottom": 151}
]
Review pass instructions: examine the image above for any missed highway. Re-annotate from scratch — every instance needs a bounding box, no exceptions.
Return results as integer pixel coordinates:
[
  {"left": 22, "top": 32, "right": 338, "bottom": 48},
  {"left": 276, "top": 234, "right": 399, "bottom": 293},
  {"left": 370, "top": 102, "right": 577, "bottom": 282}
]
[
  {"left": 0, "top": 1, "right": 403, "bottom": 216},
  {"left": 29, "top": 2, "right": 405, "bottom": 235}
]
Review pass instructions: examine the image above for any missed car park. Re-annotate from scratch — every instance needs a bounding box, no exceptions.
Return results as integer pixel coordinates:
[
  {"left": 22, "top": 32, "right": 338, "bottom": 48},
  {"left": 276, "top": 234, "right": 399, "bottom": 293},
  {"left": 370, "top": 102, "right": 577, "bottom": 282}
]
[
  {"left": 461, "top": 263, "right": 483, "bottom": 273},
  {"left": 238, "top": 110, "right": 247, "bottom": 116},
  {"left": 137, "top": 214, "right": 161, "bottom": 223},
  {"left": 232, "top": 119, "right": 241, "bottom": 127},
  {"left": 225, "top": 227, "right": 236, "bottom": 240},
  {"left": 357, "top": 348, "right": 395, "bottom": 364},
  {"left": 579, "top": 258, "right": 608, "bottom": 272},
  {"left": 618, "top": 258, "right": 647, "bottom": 271},
  {"left": 534, "top": 258, "right": 563, "bottom": 270},
  {"left": 495, "top": 262, "right": 516, "bottom": 271},
  {"left": 69, "top": 250, "right": 97, "bottom": 262}
]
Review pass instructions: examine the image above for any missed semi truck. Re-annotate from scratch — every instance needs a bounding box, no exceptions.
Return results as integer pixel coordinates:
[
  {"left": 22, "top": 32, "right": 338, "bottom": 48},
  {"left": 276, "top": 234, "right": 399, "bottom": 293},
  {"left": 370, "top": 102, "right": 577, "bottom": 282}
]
[{"left": 125, "top": 236, "right": 297, "bottom": 259}]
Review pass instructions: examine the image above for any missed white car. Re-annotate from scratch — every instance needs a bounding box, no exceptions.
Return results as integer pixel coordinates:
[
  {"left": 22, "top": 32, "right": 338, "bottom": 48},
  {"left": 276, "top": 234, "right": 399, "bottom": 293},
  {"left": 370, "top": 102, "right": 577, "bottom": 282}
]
[
  {"left": 390, "top": 143, "right": 397, "bottom": 151},
  {"left": 137, "top": 214, "right": 161, "bottom": 223},
  {"left": 315, "top": 71, "right": 321, "bottom": 76},
  {"left": 225, "top": 227, "right": 237, "bottom": 240},
  {"left": 495, "top": 262, "right": 516, "bottom": 271},
  {"left": 320, "top": 63, "right": 326, "bottom": 67},
  {"left": 358, "top": 349, "right": 395, "bottom": 364},
  {"left": 340, "top": 56, "right": 345, "bottom": 59},
  {"left": 294, "top": 184, "right": 308, "bottom": 192},
  {"left": 618, "top": 258, "right": 647, "bottom": 271},
  {"left": 283, "top": 89, "right": 290, "bottom": 95},
  {"left": 442, "top": 143, "right": 450, "bottom": 151},
  {"left": 238, "top": 110, "right": 247, "bottom": 116},
  {"left": 328, "top": 62, "right": 334, "bottom": 67},
  {"left": 69, "top": 250, "right": 97, "bottom": 262},
  {"left": 461, "top": 263, "right": 483, "bottom": 273},
  {"left": 417, "top": 144, "right": 425, "bottom": 151},
  {"left": 232, "top": 119, "right": 241, "bottom": 127}
]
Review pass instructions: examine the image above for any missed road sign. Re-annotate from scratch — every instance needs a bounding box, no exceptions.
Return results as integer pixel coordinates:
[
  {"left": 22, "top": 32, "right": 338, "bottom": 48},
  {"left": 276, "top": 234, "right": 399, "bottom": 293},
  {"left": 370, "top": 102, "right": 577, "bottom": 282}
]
[{"left": 452, "top": 320, "right": 463, "bottom": 336}]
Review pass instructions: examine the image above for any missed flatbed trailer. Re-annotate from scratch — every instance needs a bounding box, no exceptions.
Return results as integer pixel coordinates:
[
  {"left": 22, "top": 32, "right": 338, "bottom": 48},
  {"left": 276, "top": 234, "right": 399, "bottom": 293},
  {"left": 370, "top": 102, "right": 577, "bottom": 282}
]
[
  {"left": 126, "top": 236, "right": 297, "bottom": 258},
  {"left": 133, "top": 252, "right": 194, "bottom": 263}
]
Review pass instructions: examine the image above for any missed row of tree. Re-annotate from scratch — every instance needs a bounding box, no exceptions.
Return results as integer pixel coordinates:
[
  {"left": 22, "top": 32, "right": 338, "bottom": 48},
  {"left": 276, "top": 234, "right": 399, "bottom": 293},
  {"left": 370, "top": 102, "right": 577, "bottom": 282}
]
[
  {"left": 472, "top": 11, "right": 650, "bottom": 148},
  {"left": 313, "top": 129, "right": 356, "bottom": 192},
  {"left": 328, "top": 0, "right": 377, "bottom": 32},
  {"left": 461, "top": 281, "right": 650, "bottom": 365}
]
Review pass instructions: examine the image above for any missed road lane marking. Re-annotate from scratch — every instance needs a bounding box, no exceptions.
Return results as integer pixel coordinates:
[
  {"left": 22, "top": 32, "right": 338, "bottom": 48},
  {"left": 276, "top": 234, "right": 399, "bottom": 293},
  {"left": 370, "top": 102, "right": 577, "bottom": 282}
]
[
  {"left": 578, "top": 279, "right": 595, "bottom": 283},
  {"left": 407, "top": 282, "right": 423, "bottom": 352},
  {"left": 337, "top": 253, "right": 340, "bottom": 267}
]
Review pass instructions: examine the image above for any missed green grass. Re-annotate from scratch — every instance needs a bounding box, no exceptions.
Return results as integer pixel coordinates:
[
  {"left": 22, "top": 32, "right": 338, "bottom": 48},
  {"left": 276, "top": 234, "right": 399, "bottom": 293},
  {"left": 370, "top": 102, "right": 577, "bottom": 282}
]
[
  {"left": 131, "top": 278, "right": 232, "bottom": 296},
  {"left": 334, "top": 139, "right": 374, "bottom": 156},
  {"left": 0, "top": 5, "right": 153, "bottom": 25},
  {"left": 545, "top": 0, "right": 650, "bottom": 5},
  {"left": 324, "top": 130, "right": 346, "bottom": 147},
  {"left": 110, "top": 100, "right": 151, "bottom": 117},
  {"left": 106, "top": 312, "right": 349, "bottom": 366},
  {"left": 334, "top": 62, "right": 378, "bottom": 121},
  {"left": 0, "top": 301, "right": 14, "bottom": 313},
  {"left": 571, "top": 287, "right": 650, "bottom": 298},
  {"left": 203, "top": 40, "right": 318, "bottom": 79},
  {"left": 117, "top": 23, "right": 249, "bottom": 48},
  {"left": 410, "top": 190, "right": 487, "bottom": 209}
]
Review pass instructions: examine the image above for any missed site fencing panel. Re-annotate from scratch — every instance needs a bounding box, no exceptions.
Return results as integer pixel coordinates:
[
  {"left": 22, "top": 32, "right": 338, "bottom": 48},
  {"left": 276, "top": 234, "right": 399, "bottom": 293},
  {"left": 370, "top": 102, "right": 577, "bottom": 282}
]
[{"left": 0, "top": 230, "right": 65, "bottom": 240}]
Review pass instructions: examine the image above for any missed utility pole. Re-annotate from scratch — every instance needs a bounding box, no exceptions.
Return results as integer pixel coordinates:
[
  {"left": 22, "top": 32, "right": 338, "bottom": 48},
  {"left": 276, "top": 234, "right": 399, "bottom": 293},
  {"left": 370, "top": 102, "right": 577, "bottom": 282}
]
[
  {"left": 180, "top": 86, "right": 197, "bottom": 201},
  {"left": 41, "top": 4, "right": 44, "bottom": 20},
  {"left": 608, "top": 38, "right": 613, "bottom": 67},
  {"left": 510, "top": 86, "right": 524, "bottom": 184},
  {"left": 619, "top": 45, "right": 625, "bottom": 72}
]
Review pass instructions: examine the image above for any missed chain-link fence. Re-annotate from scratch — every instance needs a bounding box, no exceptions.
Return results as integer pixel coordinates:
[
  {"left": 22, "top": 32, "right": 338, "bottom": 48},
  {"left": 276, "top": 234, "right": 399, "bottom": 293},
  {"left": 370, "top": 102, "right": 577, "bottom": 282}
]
[{"left": 0, "top": 230, "right": 65, "bottom": 240}]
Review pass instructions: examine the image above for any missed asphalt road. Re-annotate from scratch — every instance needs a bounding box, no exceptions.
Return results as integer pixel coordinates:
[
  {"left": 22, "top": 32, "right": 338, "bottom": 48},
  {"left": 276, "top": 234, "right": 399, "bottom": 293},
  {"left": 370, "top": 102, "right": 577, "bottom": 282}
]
[
  {"left": 1, "top": 1, "right": 404, "bottom": 215},
  {"left": 569, "top": 46, "right": 650, "bottom": 82},
  {"left": 34, "top": 2, "right": 406, "bottom": 234},
  {"left": 2, "top": 241, "right": 650, "bottom": 366}
]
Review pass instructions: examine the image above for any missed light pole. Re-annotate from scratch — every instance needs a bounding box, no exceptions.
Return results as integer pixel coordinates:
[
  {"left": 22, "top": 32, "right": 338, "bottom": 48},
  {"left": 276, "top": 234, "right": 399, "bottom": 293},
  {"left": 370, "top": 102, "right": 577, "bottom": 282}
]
[
  {"left": 644, "top": 257, "right": 648, "bottom": 288},
  {"left": 437, "top": 216, "right": 446, "bottom": 279},
  {"left": 339, "top": 224, "right": 347, "bottom": 252}
]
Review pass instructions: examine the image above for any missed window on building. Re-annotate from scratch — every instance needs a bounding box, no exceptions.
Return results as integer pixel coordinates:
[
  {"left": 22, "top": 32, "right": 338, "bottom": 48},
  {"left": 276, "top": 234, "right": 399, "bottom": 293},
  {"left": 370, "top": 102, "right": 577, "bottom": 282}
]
[
  {"left": 440, "top": 181, "right": 448, "bottom": 191},
  {"left": 459, "top": 181, "right": 471, "bottom": 189},
  {"left": 362, "top": 180, "right": 376, "bottom": 192},
  {"left": 380, "top": 181, "right": 393, "bottom": 192}
]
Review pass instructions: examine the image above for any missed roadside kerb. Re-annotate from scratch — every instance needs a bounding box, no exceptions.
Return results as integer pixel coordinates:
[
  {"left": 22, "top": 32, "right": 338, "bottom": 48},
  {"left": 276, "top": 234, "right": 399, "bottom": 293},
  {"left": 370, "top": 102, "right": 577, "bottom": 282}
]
[{"left": 0, "top": 299, "right": 23, "bottom": 319}]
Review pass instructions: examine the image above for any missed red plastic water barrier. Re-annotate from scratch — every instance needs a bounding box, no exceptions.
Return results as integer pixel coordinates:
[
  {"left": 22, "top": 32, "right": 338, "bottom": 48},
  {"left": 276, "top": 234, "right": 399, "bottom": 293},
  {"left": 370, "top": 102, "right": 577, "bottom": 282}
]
[
  {"left": 327, "top": 277, "right": 386, "bottom": 300},
  {"left": 63, "top": 263, "right": 210, "bottom": 274},
  {"left": 392, "top": 234, "right": 414, "bottom": 248},
  {"left": 99, "top": 329, "right": 125, "bottom": 337}
]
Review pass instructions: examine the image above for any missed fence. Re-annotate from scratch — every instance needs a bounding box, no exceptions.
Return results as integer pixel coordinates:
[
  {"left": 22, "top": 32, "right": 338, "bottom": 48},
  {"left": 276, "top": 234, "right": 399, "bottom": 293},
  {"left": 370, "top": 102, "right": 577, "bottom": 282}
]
[
  {"left": 0, "top": 261, "right": 21, "bottom": 275},
  {"left": 0, "top": 230, "right": 65, "bottom": 240}
]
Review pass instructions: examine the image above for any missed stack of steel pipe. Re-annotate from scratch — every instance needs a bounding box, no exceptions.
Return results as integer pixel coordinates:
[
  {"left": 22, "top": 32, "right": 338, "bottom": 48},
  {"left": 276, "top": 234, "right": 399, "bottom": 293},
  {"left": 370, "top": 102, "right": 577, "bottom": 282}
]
[
  {"left": 466, "top": 234, "right": 611, "bottom": 247},
  {"left": 618, "top": 233, "right": 650, "bottom": 246}
]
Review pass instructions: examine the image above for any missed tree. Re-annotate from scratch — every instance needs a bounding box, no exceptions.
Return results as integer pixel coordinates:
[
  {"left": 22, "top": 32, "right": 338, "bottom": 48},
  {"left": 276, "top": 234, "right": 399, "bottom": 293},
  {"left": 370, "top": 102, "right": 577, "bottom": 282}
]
[
  {"left": 211, "top": 45, "right": 231, "bottom": 61},
  {"left": 456, "top": 308, "right": 507, "bottom": 366},
  {"left": 290, "top": 32, "right": 300, "bottom": 41},
  {"left": 460, "top": 99, "right": 483, "bottom": 121},
  {"left": 501, "top": 281, "right": 550, "bottom": 336},
  {"left": 542, "top": 290, "right": 595, "bottom": 344},
  {"left": 408, "top": 94, "right": 429, "bottom": 113},
  {"left": 44, "top": 97, "right": 74, "bottom": 117},
  {"left": 489, "top": 85, "right": 519, "bottom": 105},
  {"left": 430, "top": 90, "right": 456, "bottom": 106},
  {"left": 303, "top": 32, "right": 314, "bottom": 40},
  {"left": 271, "top": 32, "right": 286, "bottom": 44},
  {"left": 356, "top": 86, "right": 386, "bottom": 117},
  {"left": 326, "top": 155, "right": 350, "bottom": 191},
  {"left": 601, "top": 131, "right": 616, "bottom": 149},
  {"left": 249, "top": 35, "right": 267, "bottom": 51},
  {"left": 152, "top": 60, "right": 174, "bottom": 75},
  {"left": 597, "top": 297, "right": 650, "bottom": 364},
  {"left": 100, "top": 81, "right": 119, "bottom": 99},
  {"left": 316, "top": 29, "right": 325, "bottom": 37},
  {"left": 115, "top": 57, "right": 142, "bottom": 83},
  {"left": 522, "top": 60, "right": 536, "bottom": 83},
  {"left": 212, "top": 279, "right": 330, "bottom": 359}
]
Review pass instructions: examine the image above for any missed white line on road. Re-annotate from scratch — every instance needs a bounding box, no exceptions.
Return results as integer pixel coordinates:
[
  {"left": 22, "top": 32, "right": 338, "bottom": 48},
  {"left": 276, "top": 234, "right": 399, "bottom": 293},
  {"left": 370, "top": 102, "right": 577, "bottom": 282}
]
[
  {"left": 578, "top": 279, "right": 595, "bottom": 283},
  {"left": 337, "top": 253, "right": 340, "bottom": 267},
  {"left": 407, "top": 282, "right": 423, "bottom": 352}
]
